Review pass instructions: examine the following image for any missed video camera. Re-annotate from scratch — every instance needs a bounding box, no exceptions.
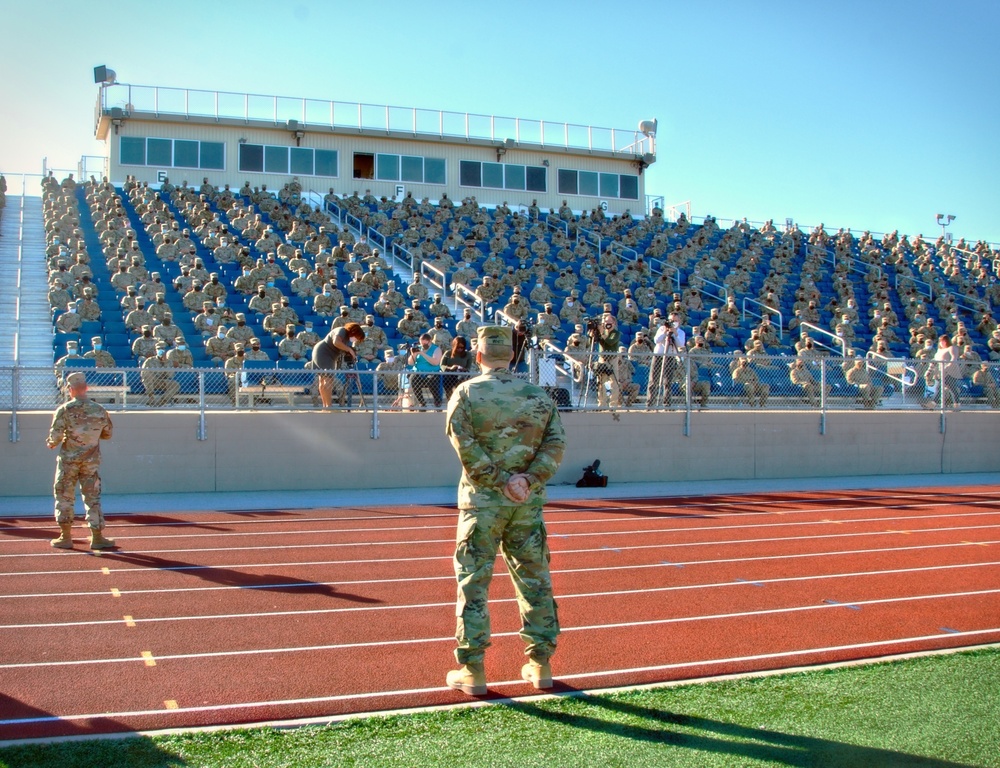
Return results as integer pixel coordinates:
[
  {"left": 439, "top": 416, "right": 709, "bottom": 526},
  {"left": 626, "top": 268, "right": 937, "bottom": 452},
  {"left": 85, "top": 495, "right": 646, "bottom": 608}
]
[
  {"left": 583, "top": 316, "right": 603, "bottom": 335},
  {"left": 576, "top": 459, "right": 608, "bottom": 488}
]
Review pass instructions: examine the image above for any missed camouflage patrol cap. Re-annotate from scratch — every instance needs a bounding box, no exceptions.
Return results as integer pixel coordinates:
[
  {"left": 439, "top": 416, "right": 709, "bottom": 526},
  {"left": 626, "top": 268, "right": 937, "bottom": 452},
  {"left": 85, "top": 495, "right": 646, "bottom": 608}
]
[
  {"left": 141, "top": 324, "right": 151, "bottom": 331},
  {"left": 65, "top": 372, "right": 87, "bottom": 388},
  {"left": 91, "top": 336, "right": 102, "bottom": 343},
  {"left": 476, "top": 325, "right": 512, "bottom": 363},
  {"left": 236, "top": 312, "right": 246, "bottom": 320},
  {"left": 203, "top": 301, "right": 213, "bottom": 308},
  {"left": 155, "top": 341, "right": 168, "bottom": 350},
  {"left": 234, "top": 343, "right": 244, "bottom": 351}
]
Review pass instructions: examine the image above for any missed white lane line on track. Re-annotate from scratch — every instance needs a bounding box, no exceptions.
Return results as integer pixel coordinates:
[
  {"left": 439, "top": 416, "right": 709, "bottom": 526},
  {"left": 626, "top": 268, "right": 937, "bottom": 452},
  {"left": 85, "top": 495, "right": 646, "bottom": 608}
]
[
  {"left": 2, "top": 537, "right": 999, "bottom": 590},
  {"left": 2, "top": 491, "right": 997, "bottom": 543},
  {"left": 4, "top": 521, "right": 998, "bottom": 564},
  {"left": 4, "top": 504, "right": 998, "bottom": 548},
  {"left": 0, "top": 539, "right": 1000, "bottom": 580},
  {"left": 2, "top": 560, "right": 998, "bottom": 629},
  {"left": 2, "top": 587, "right": 998, "bottom": 668},
  {"left": 3, "top": 627, "right": 997, "bottom": 727},
  {"left": 0, "top": 591, "right": 997, "bottom": 672},
  {"left": 5, "top": 509, "right": 1000, "bottom": 563}
]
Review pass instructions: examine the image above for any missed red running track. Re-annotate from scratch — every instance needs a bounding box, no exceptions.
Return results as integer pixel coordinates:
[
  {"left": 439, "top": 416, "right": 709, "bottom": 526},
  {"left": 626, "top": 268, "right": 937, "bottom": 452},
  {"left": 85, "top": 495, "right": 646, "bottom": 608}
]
[{"left": 1, "top": 484, "right": 999, "bottom": 740}]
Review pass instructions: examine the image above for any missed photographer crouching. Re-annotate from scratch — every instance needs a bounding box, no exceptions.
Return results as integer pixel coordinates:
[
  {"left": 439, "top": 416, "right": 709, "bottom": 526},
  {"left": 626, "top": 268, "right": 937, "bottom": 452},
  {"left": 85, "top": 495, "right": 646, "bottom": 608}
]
[{"left": 588, "top": 313, "right": 622, "bottom": 408}]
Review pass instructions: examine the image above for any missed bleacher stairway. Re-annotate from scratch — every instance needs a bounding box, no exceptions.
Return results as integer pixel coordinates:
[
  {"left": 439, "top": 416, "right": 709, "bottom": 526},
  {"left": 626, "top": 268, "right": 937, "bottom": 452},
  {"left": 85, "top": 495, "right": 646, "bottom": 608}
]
[{"left": 0, "top": 194, "right": 53, "bottom": 369}]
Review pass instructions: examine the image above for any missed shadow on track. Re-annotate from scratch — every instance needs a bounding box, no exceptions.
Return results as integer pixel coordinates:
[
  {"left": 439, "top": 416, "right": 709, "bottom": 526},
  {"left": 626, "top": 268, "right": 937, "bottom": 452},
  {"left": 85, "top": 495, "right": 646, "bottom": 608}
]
[
  {"left": 0, "top": 695, "right": 186, "bottom": 763},
  {"left": 97, "top": 551, "right": 382, "bottom": 603},
  {"left": 502, "top": 689, "right": 978, "bottom": 768},
  {"left": 0, "top": 521, "right": 59, "bottom": 541}
]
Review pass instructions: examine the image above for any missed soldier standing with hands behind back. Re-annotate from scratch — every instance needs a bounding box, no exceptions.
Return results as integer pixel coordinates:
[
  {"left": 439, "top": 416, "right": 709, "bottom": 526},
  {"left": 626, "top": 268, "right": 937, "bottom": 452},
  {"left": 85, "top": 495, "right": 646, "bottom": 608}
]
[
  {"left": 46, "top": 372, "right": 116, "bottom": 550},
  {"left": 444, "top": 326, "right": 567, "bottom": 696}
]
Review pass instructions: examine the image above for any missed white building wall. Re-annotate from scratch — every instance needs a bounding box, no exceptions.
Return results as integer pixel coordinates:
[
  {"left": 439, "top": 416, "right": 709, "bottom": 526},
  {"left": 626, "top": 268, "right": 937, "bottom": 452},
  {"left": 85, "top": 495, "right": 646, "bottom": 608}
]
[{"left": 105, "top": 117, "right": 647, "bottom": 215}]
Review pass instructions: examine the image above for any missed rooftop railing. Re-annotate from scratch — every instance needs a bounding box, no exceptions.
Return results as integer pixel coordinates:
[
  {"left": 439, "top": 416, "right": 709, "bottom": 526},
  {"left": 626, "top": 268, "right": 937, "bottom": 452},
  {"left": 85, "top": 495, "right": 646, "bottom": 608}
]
[{"left": 97, "top": 83, "right": 654, "bottom": 158}]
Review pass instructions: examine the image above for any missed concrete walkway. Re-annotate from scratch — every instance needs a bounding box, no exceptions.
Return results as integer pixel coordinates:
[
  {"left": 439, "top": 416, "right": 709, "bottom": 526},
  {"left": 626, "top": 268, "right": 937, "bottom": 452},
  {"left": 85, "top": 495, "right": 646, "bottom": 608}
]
[{"left": 2, "top": 471, "right": 997, "bottom": 518}]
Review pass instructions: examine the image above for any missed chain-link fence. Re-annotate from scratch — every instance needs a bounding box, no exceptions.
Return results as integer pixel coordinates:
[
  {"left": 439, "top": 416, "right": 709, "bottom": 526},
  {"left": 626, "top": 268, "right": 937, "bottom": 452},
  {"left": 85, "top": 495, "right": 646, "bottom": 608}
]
[{"left": 4, "top": 351, "right": 998, "bottom": 428}]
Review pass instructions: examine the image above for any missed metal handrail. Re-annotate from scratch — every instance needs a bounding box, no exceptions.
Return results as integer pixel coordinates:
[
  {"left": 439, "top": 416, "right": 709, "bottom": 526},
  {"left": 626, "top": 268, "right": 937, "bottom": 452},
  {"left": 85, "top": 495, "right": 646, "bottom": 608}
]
[
  {"left": 645, "top": 256, "right": 681, "bottom": 293},
  {"left": 98, "top": 83, "right": 652, "bottom": 157},
  {"left": 545, "top": 216, "right": 569, "bottom": 237},
  {"left": 453, "top": 283, "right": 486, "bottom": 322},
  {"left": 865, "top": 350, "right": 917, "bottom": 392},
  {"left": 419, "top": 261, "right": 448, "bottom": 300},
  {"left": 695, "top": 278, "right": 729, "bottom": 305},
  {"left": 576, "top": 227, "right": 602, "bottom": 252},
  {"left": 894, "top": 272, "right": 935, "bottom": 303},
  {"left": 742, "top": 297, "right": 783, "bottom": 340},
  {"left": 799, "top": 322, "right": 847, "bottom": 357}
]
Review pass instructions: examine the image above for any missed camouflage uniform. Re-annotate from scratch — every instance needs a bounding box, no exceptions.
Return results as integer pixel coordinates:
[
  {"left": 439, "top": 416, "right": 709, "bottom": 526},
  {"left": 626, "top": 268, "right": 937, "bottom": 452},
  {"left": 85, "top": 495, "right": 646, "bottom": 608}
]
[
  {"left": 47, "top": 386, "right": 113, "bottom": 530},
  {"left": 445, "top": 329, "right": 566, "bottom": 668}
]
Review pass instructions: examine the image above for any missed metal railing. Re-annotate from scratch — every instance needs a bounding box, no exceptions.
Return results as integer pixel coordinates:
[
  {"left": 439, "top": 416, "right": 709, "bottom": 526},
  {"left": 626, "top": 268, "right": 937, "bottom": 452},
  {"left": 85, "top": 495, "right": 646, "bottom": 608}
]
[
  {"left": 8, "top": 356, "right": 996, "bottom": 443},
  {"left": 741, "top": 298, "right": 783, "bottom": 340},
  {"left": 452, "top": 283, "right": 487, "bottom": 322},
  {"left": 97, "top": 83, "right": 653, "bottom": 157},
  {"left": 895, "top": 272, "right": 935, "bottom": 302},
  {"left": 695, "top": 278, "right": 729, "bottom": 306},
  {"left": 798, "top": 322, "right": 847, "bottom": 357}
]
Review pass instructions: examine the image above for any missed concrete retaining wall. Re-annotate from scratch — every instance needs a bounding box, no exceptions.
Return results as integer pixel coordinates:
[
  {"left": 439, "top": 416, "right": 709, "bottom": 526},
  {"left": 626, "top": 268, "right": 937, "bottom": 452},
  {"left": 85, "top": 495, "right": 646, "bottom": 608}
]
[{"left": 2, "top": 410, "right": 996, "bottom": 497}]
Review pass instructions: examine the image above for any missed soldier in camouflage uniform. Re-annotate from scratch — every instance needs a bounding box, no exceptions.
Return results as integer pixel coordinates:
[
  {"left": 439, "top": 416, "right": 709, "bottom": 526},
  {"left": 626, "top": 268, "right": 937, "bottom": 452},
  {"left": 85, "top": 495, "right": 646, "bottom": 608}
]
[
  {"left": 85, "top": 336, "right": 116, "bottom": 367},
  {"left": 46, "top": 371, "right": 115, "bottom": 550},
  {"left": 142, "top": 343, "right": 181, "bottom": 405},
  {"left": 444, "top": 325, "right": 566, "bottom": 696}
]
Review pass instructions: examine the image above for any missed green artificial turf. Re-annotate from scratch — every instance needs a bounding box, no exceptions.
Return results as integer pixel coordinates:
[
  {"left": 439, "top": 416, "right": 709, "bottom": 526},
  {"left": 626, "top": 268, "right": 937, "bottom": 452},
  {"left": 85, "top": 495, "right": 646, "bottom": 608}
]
[{"left": 2, "top": 648, "right": 997, "bottom": 768}]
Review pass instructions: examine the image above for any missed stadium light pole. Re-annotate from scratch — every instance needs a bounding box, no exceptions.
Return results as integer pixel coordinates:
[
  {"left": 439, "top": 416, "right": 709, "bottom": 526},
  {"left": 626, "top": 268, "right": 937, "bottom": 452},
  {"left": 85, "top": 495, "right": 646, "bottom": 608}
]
[{"left": 936, "top": 213, "right": 955, "bottom": 243}]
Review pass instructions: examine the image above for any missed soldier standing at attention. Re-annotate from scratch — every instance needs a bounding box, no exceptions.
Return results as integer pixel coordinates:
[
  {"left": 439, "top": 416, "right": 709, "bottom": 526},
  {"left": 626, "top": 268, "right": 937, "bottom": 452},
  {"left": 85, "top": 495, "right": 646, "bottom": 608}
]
[
  {"left": 444, "top": 325, "right": 566, "bottom": 696},
  {"left": 46, "top": 372, "right": 115, "bottom": 550}
]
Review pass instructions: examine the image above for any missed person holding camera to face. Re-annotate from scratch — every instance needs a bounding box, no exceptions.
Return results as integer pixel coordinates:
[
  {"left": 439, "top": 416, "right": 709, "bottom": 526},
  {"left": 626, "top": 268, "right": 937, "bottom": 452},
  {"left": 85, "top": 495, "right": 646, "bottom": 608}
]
[
  {"left": 648, "top": 312, "right": 686, "bottom": 408},
  {"left": 589, "top": 313, "right": 622, "bottom": 408},
  {"left": 408, "top": 332, "right": 444, "bottom": 409}
]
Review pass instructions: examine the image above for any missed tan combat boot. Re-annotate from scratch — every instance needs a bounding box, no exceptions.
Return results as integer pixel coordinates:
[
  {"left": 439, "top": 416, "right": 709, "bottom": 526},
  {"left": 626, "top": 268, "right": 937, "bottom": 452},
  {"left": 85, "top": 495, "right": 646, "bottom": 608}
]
[
  {"left": 446, "top": 663, "right": 487, "bottom": 696},
  {"left": 50, "top": 523, "right": 74, "bottom": 549},
  {"left": 521, "top": 658, "right": 553, "bottom": 689},
  {"left": 89, "top": 528, "right": 116, "bottom": 550}
]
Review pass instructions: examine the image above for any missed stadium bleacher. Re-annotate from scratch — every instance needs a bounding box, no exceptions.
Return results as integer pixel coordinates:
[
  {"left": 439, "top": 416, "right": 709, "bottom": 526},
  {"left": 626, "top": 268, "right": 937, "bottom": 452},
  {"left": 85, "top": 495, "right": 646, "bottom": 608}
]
[{"left": 37, "top": 171, "right": 1000, "bottom": 409}]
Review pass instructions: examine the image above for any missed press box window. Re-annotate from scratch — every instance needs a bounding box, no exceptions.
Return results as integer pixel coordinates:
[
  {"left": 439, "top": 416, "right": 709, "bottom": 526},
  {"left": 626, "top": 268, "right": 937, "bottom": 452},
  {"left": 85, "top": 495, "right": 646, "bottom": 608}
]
[
  {"left": 146, "top": 138, "right": 172, "bottom": 167},
  {"left": 238, "top": 144, "right": 264, "bottom": 173},
  {"left": 120, "top": 137, "right": 145, "bottom": 166},
  {"left": 376, "top": 154, "right": 399, "bottom": 181},
  {"left": 199, "top": 142, "right": 224, "bottom": 170},
  {"left": 121, "top": 137, "right": 224, "bottom": 170},
  {"left": 557, "top": 168, "right": 638, "bottom": 200},
  {"left": 368, "top": 153, "right": 446, "bottom": 184},
  {"left": 461, "top": 161, "right": 546, "bottom": 192},
  {"left": 239, "top": 144, "right": 338, "bottom": 177},
  {"left": 173, "top": 140, "right": 199, "bottom": 169}
]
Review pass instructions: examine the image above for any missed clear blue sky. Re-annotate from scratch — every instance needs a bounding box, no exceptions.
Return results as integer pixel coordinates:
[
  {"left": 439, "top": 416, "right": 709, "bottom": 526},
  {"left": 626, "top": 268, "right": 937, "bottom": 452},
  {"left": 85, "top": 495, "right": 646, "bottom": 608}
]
[{"left": 1, "top": 0, "right": 996, "bottom": 243}]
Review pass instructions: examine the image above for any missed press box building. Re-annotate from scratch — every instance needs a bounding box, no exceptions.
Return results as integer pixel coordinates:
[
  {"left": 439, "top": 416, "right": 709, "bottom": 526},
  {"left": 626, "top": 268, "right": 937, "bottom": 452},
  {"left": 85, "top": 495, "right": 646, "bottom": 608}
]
[{"left": 94, "top": 78, "right": 657, "bottom": 215}]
